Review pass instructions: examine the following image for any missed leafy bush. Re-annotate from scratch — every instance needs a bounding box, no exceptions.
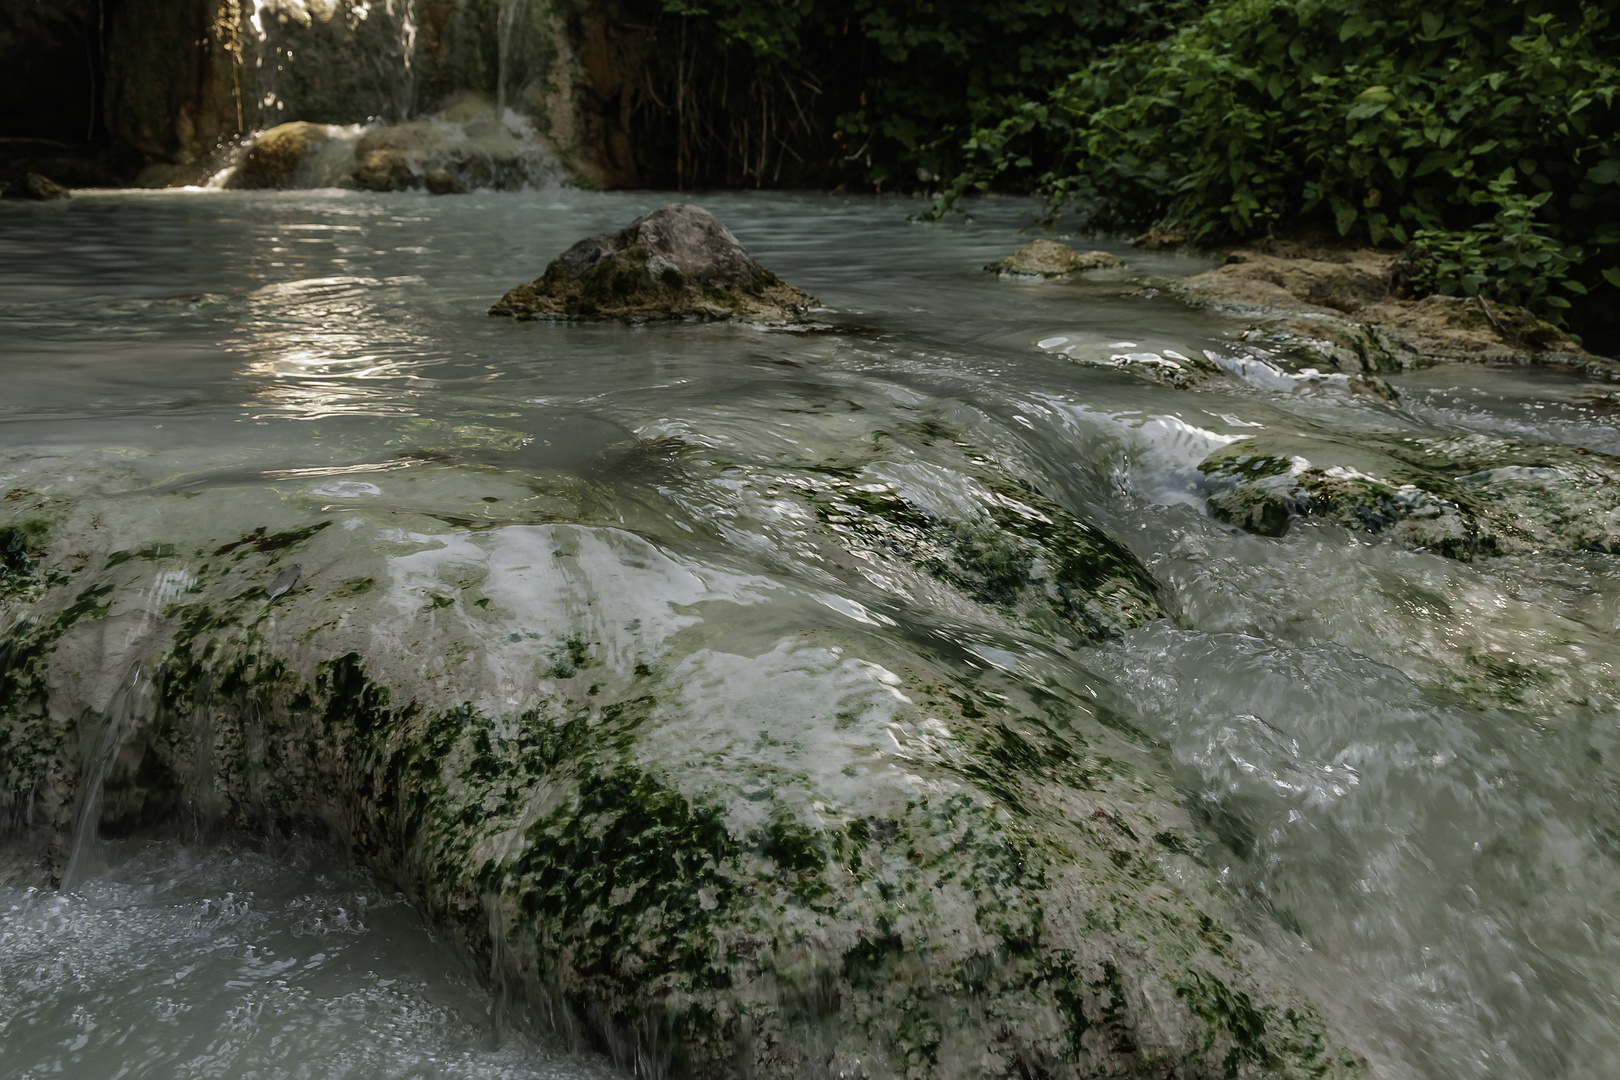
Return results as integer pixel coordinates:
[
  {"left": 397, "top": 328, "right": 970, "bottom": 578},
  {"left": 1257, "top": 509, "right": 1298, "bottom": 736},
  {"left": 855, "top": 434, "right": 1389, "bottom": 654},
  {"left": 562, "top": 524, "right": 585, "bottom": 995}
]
[
  {"left": 936, "top": 0, "right": 1620, "bottom": 338},
  {"left": 1404, "top": 172, "right": 1585, "bottom": 316}
]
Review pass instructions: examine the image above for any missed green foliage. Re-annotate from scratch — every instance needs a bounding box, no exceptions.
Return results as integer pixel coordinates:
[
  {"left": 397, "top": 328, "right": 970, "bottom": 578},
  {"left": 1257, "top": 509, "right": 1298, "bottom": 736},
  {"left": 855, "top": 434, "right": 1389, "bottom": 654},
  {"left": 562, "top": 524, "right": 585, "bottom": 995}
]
[
  {"left": 938, "top": 0, "right": 1620, "bottom": 337},
  {"left": 634, "top": 0, "right": 1190, "bottom": 188},
  {"left": 1405, "top": 172, "right": 1585, "bottom": 316}
]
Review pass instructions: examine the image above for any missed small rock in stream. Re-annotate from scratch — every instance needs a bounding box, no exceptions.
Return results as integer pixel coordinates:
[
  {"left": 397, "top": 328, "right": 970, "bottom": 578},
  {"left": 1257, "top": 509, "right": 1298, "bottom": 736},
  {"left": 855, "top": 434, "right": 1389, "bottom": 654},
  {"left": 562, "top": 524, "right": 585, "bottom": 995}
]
[
  {"left": 985, "top": 239, "right": 1121, "bottom": 277},
  {"left": 9, "top": 173, "right": 70, "bottom": 200},
  {"left": 490, "top": 203, "right": 819, "bottom": 323}
]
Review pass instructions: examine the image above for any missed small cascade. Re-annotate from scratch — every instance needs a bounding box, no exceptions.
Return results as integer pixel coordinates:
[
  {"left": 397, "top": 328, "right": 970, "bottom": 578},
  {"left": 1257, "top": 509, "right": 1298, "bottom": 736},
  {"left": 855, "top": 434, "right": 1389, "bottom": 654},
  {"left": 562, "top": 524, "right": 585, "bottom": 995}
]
[
  {"left": 199, "top": 0, "right": 566, "bottom": 191},
  {"left": 60, "top": 664, "right": 156, "bottom": 891}
]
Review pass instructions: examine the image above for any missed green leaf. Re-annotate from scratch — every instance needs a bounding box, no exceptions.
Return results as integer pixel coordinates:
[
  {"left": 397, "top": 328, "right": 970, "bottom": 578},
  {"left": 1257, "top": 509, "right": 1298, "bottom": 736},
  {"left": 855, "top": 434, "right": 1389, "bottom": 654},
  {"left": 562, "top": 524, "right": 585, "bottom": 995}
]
[
  {"left": 1421, "top": 12, "right": 1443, "bottom": 37},
  {"left": 1588, "top": 159, "right": 1620, "bottom": 185},
  {"left": 1603, "top": 268, "right": 1620, "bottom": 288}
]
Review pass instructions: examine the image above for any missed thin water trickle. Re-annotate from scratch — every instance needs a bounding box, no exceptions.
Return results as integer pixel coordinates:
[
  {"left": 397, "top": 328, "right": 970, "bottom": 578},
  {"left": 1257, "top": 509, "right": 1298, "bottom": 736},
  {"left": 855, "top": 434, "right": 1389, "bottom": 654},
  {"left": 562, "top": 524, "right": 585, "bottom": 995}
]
[
  {"left": 61, "top": 664, "right": 155, "bottom": 891},
  {"left": 1, "top": 188, "right": 1618, "bottom": 1079}
]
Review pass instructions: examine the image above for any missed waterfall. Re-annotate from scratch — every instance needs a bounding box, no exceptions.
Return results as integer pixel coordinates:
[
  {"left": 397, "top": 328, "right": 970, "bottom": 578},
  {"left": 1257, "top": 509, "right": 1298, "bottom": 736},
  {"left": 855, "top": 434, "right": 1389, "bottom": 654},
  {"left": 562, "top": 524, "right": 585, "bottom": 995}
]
[{"left": 60, "top": 663, "right": 155, "bottom": 890}]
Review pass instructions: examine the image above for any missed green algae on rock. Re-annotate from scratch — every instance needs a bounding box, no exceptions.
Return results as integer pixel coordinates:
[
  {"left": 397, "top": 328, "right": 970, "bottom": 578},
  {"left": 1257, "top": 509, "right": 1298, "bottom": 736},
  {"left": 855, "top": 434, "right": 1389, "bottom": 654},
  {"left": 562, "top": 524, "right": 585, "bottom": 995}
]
[
  {"left": 489, "top": 204, "right": 820, "bottom": 323},
  {"left": 0, "top": 461, "right": 1357, "bottom": 1080},
  {"left": 1199, "top": 433, "right": 1620, "bottom": 559},
  {"left": 985, "top": 240, "right": 1121, "bottom": 278}
]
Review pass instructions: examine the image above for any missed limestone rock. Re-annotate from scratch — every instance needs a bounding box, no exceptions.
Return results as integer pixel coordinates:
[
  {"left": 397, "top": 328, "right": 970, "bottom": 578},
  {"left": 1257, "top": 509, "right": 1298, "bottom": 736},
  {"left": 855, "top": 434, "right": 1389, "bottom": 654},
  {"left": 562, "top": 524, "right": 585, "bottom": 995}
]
[
  {"left": 490, "top": 203, "right": 819, "bottom": 323},
  {"left": 1177, "top": 248, "right": 1604, "bottom": 372},
  {"left": 1200, "top": 432, "right": 1620, "bottom": 559},
  {"left": 12, "top": 173, "right": 70, "bottom": 200},
  {"left": 986, "top": 239, "right": 1121, "bottom": 277},
  {"left": 0, "top": 450, "right": 1358, "bottom": 1080},
  {"left": 227, "top": 122, "right": 332, "bottom": 189}
]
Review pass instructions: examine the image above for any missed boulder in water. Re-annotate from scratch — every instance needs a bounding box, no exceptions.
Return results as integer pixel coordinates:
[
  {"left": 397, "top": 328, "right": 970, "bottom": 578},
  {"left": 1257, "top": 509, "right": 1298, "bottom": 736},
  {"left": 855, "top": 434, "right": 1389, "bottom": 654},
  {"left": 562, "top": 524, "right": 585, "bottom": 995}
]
[
  {"left": 351, "top": 121, "right": 449, "bottom": 191},
  {"left": 227, "top": 122, "right": 332, "bottom": 189},
  {"left": 986, "top": 240, "right": 1121, "bottom": 277},
  {"left": 489, "top": 203, "right": 820, "bottom": 323},
  {"left": 350, "top": 119, "right": 557, "bottom": 193},
  {"left": 425, "top": 168, "right": 465, "bottom": 195},
  {"left": 10, "top": 172, "right": 70, "bottom": 200}
]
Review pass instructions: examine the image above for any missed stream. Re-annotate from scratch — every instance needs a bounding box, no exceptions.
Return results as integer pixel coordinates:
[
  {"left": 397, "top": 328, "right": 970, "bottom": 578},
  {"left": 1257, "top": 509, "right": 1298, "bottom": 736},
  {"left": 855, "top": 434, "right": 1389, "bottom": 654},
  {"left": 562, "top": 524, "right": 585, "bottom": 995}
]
[{"left": 2, "top": 188, "right": 1618, "bottom": 1079}]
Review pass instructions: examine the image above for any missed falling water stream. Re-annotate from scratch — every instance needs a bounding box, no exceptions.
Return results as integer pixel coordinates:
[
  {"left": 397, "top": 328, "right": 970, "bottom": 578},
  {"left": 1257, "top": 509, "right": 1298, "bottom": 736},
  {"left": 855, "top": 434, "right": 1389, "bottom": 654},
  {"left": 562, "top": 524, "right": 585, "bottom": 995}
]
[{"left": 1, "top": 188, "right": 1618, "bottom": 1079}]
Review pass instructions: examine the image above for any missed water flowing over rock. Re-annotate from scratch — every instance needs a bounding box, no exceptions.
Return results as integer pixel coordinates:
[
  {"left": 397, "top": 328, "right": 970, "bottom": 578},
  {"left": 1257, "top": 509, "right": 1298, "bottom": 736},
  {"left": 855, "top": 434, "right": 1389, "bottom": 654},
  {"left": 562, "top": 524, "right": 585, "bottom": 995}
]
[
  {"left": 225, "top": 121, "right": 335, "bottom": 189},
  {"left": 1200, "top": 432, "right": 1620, "bottom": 559},
  {"left": 490, "top": 204, "right": 821, "bottom": 323},
  {"left": 985, "top": 240, "right": 1121, "bottom": 277},
  {"left": 1, "top": 439, "right": 1354, "bottom": 1080}
]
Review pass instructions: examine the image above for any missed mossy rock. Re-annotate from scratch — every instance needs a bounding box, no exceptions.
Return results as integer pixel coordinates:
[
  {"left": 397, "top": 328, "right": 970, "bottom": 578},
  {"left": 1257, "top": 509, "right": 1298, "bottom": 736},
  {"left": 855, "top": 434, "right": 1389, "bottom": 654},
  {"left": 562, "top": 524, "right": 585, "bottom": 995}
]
[
  {"left": 0, "top": 474, "right": 1357, "bottom": 1080},
  {"left": 490, "top": 204, "right": 819, "bottom": 323},
  {"left": 986, "top": 240, "right": 1121, "bottom": 277},
  {"left": 1199, "top": 433, "right": 1620, "bottom": 559},
  {"left": 227, "top": 121, "right": 332, "bottom": 189},
  {"left": 812, "top": 480, "right": 1163, "bottom": 641}
]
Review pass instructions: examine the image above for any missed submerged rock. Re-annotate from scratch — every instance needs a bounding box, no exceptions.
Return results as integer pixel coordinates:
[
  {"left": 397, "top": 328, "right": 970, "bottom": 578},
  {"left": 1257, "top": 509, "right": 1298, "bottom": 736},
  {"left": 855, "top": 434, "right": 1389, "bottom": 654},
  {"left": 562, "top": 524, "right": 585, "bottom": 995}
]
[
  {"left": 490, "top": 204, "right": 819, "bottom": 323},
  {"left": 986, "top": 240, "right": 1121, "bottom": 277},
  {"left": 1200, "top": 432, "right": 1620, "bottom": 558},
  {"left": 1, "top": 460, "right": 1356, "bottom": 1080},
  {"left": 227, "top": 122, "right": 332, "bottom": 189},
  {"left": 1177, "top": 248, "right": 1610, "bottom": 374}
]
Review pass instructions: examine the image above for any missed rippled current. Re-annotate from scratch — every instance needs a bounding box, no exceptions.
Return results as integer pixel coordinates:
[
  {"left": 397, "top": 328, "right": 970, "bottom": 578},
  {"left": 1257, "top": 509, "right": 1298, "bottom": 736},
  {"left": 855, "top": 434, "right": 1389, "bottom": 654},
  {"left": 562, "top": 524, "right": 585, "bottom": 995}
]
[{"left": 2, "top": 189, "right": 1618, "bottom": 1079}]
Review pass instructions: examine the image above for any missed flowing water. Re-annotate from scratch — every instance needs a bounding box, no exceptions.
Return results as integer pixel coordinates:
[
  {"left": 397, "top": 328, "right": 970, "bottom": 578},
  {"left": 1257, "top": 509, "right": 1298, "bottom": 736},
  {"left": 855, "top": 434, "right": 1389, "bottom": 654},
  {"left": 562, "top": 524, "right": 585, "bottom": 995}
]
[{"left": 1, "top": 188, "right": 1618, "bottom": 1079}]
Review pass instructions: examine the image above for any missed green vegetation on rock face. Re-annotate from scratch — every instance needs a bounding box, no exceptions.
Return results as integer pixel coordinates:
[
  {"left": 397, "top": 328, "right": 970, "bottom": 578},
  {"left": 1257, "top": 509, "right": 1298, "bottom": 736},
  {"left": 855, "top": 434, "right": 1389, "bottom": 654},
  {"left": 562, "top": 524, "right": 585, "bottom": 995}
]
[
  {"left": 1200, "top": 432, "right": 1620, "bottom": 559},
  {"left": 934, "top": 0, "right": 1620, "bottom": 343}
]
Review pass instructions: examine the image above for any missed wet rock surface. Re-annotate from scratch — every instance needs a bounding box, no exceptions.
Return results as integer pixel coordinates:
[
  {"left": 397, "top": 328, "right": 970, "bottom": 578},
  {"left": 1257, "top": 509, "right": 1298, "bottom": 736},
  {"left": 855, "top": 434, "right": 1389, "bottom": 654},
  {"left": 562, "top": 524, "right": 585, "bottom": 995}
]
[
  {"left": 1200, "top": 432, "right": 1620, "bottom": 559},
  {"left": 490, "top": 204, "right": 820, "bottom": 323},
  {"left": 986, "top": 240, "right": 1122, "bottom": 277},
  {"left": 1177, "top": 248, "right": 1612, "bottom": 376},
  {"left": 348, "top": 114, "right": 561, "bottom": 193},
  {"left": 0, "top": 447, "right": 1354, "bottom": 1080},
  {"left": 226, "top": 121, "right": 334, "bottom": 190}
]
